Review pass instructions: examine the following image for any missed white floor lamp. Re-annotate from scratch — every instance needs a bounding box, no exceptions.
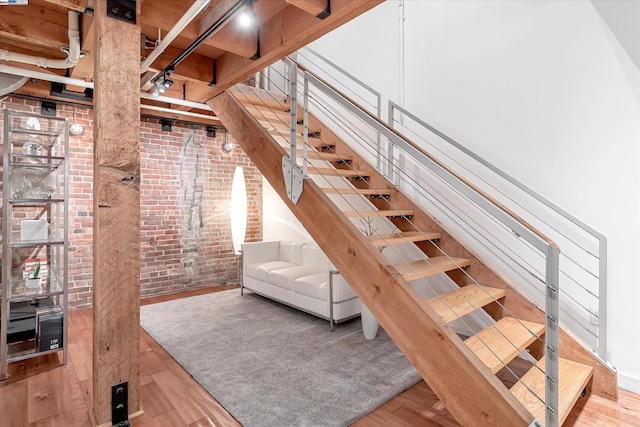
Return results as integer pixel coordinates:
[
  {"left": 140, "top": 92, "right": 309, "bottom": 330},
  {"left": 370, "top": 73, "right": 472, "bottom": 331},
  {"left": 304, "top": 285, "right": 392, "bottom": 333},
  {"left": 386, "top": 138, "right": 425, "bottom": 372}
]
[{"left": 230, "top": 166, "right": 247, "bottom": 285}]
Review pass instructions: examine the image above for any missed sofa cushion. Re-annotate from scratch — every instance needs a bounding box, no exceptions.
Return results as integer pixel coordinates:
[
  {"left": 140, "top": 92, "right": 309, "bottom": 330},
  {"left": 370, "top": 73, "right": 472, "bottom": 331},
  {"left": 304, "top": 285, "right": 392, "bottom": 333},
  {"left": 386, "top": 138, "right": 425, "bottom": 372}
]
[
  {"left": 302, "top": 245, "right": 331, "bottom": 270},
  {"left": 246, "top": 261, "right": 297, "bottom": 283},
  {"left": 267, "top": 266, "right": 322, "bottom": 290},
  {"left": 294, "top": 273, "right": 328, "bottom": 301},
  {"left": 279, "top": 242, "right": 304, "bottom": 265}
]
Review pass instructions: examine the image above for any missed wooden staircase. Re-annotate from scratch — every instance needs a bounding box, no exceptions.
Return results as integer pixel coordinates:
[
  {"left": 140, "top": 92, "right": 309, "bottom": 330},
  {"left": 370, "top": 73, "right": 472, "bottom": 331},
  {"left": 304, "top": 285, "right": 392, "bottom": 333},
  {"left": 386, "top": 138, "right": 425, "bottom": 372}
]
[{"left": 211, "top": 84, "right": 617, "bottom": 426}]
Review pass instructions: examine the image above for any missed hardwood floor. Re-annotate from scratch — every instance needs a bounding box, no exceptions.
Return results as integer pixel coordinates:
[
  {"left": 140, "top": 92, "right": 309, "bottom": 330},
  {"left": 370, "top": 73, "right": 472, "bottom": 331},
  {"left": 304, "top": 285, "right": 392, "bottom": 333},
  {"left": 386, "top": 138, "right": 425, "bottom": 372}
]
[{"left": 1, "top": 286, "right": 639, "bottom": 426}]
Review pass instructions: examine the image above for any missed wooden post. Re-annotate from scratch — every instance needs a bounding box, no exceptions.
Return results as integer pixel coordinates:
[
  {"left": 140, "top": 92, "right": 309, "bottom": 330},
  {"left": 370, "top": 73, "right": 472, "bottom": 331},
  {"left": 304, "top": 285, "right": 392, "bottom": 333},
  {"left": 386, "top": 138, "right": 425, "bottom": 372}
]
[{"left": 92, "top": 0, "right": 141, "bottom": 424}]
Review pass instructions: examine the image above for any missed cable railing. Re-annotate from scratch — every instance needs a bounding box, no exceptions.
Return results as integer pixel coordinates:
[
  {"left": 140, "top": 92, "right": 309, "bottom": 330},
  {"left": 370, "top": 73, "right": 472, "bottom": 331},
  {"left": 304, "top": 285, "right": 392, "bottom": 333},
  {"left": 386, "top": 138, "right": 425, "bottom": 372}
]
[
  {"left": 236, "top": 57, "right": 567, "bottom": 426},
  {"left": 388, "top": 102, "right": 607, "bottom": 362}
]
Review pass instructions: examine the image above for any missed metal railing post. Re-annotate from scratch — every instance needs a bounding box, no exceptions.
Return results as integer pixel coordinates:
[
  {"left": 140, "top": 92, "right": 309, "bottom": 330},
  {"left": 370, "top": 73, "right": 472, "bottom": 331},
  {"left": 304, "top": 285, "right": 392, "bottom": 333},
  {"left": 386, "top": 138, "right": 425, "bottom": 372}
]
[
  {"left": 598, "top": 236, "right": 607, "bottom": 360},
  {"left": 303, "top": 73, "right": 310, "bottom": 176},
  {"left": 376, "top": 93, "right": 382, "bottom": 172},
  {"left": 545, "top": 245, "right": 560, "bottom": 427},
  {"left": 288, "top": 60, "right": 298, "bottom": 165},
  {"left": 387, "top": 100, "right": 396, "bottom": 182}
]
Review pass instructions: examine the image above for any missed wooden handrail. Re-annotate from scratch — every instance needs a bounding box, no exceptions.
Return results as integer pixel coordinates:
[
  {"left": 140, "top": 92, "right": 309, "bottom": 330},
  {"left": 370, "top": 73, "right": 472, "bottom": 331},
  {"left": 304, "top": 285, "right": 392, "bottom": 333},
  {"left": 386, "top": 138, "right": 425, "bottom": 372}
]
[{"left": 290, "top": 58, "right": 560, "bottom": 253}]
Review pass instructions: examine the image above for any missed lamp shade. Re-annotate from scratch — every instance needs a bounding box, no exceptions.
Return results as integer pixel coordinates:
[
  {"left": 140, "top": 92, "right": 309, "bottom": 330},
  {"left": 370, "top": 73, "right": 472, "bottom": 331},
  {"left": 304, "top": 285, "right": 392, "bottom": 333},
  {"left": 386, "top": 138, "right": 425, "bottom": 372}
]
[{"left": 230, "top": 166, "right": 247, "bottom": 255}]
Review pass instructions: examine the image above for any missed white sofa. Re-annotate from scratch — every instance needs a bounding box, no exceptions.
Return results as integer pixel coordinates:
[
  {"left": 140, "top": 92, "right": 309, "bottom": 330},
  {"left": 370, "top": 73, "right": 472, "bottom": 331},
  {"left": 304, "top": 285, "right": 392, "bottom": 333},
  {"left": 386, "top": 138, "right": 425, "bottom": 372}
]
[{"left": 241, "top": 241, "right": 362, "bottom": 330}]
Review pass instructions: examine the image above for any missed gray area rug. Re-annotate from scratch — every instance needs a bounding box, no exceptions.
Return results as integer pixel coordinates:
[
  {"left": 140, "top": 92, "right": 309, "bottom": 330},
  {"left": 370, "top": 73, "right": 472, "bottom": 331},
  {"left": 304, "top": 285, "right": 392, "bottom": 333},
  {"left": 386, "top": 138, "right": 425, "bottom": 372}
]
[{"left": 140, "top": 289, "right": 420, "bottom": 427}]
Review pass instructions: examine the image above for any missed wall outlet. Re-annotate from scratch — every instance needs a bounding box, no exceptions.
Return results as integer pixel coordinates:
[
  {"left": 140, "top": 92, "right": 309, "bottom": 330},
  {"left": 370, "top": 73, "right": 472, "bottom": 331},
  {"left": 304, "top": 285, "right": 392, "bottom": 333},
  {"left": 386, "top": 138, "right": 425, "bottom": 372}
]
[{"left": 589, "top": 308, "right": 600, "bottom": 326}]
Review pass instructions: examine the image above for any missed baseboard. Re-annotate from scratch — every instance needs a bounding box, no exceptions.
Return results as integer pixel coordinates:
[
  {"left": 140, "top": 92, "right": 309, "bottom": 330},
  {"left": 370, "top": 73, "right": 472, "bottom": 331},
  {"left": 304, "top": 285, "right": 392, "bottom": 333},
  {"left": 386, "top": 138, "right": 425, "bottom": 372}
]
[{"left": 618, "top": 372, "right": 640, "bottom": 394}]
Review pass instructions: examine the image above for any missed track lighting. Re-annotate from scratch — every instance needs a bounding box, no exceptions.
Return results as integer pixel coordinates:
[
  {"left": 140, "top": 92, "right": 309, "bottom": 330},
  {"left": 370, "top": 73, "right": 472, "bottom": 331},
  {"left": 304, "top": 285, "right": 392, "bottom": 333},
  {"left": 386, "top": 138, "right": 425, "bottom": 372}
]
[{"left": 152, "top": 71, "right": 173, "bottom": 97}]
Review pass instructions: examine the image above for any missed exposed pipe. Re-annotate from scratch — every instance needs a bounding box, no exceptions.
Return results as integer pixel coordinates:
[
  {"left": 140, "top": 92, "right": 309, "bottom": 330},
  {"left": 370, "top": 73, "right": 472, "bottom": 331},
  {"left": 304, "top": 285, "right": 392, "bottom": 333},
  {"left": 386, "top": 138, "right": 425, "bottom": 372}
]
[
  {"left": 140, "top": 0, "right": 212, "bottom": 72},
  {"left": 139, "top": 92, "right": 213, "bottom": 111},
  {"left": 0, "top": 11, "right": 83, "bottom": 69},
  {"left": 0, "top": 64, "right": 214, "bottom": 112},
  {"left": 141, "top": 104, "right": 219, "bottom": 121},
  {"left": 0, "top": 75, "right": 29, "bottom": 97}
]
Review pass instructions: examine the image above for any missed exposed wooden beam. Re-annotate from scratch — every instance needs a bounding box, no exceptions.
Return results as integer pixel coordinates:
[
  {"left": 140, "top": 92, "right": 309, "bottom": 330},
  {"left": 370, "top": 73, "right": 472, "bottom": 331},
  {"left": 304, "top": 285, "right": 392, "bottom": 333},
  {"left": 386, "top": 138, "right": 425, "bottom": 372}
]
[
  {"left": 197, "top": 0, "right": 237, "bottom": 36},
  {"left": 140, "top": 0, "right": 254, "bottom": 59},
  {"left": 143, "top": 45, "right": 216, "bottom": 84},
  {"left": 92, "top": 0, "right": 142, "bottom": 424},
  {"left": 192, "top": 0, "right": 384, "bottom": 101},
  {"left": 42, "top": 0, "right": 86, "bottom": 12},
  {"left": 285, "top": 0, "right": 329, "bottom": 18},
  {"left": 0, "top": 2, "right": 69, "bottom": 49}
]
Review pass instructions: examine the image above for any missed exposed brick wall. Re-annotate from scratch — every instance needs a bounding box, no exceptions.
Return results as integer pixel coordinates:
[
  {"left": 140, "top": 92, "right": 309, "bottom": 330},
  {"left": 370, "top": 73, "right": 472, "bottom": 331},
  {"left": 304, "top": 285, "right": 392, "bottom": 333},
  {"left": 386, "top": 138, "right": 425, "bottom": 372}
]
[{"left": 0, "top": 97, "right": 262, "bottom": 309}]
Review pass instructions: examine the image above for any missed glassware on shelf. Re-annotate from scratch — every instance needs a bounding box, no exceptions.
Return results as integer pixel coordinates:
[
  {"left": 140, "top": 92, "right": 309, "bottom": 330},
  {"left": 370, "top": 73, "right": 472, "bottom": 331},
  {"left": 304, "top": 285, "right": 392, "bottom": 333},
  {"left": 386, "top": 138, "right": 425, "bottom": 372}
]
[
  {"left": 22, "top": 141, "right": 46, "bottom": 156},
  {"left": 11, "top": 167, "right": 55, "bottom": 199}
]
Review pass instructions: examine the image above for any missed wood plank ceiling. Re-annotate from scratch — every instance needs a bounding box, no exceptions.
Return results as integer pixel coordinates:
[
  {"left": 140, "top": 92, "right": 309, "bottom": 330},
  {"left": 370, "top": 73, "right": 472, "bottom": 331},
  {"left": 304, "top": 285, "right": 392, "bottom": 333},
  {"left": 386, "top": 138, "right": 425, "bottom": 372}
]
[{"left": 0, "top": 0, "right": 382, "bottom": 124}]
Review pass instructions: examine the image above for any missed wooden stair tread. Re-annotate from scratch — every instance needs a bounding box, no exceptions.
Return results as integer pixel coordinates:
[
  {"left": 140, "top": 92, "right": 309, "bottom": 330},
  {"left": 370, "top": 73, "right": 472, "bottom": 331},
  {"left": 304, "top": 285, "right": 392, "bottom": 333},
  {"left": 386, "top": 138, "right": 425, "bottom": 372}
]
[
  {"left": 427, "top": 285, "right": 506, "bottom": 323},
  {"left": 272, "top": 134, "right": 334, "bottom": 150},
  {"left": 231, "top": 86, "right": 289, "bottom": 111},
  {"left": 343, "top": 209, "right": 414, "bottom": 218},
  {"left": 321, "top": 187, "right": 394, "bottom": 196},
  {"left": 297, "top": 151, "right": 349, "bottom": 161},
  {"left": 309, "top": 167, "right": 368, "bottom": 177},
  {"left": 368, "top": 231, "right": 441, "bottom": 246},
  {"left": 252, "top": 118, "right": 320, "bottom": 135},
  {"left": 465, "top": 317, "right": 545, "bottom": 374},
  {"left": 510, "top": 357, "right": 593, "bottom": 426},
  {"left": 394, "top": 256, "right": 471, "bottom": 281}
]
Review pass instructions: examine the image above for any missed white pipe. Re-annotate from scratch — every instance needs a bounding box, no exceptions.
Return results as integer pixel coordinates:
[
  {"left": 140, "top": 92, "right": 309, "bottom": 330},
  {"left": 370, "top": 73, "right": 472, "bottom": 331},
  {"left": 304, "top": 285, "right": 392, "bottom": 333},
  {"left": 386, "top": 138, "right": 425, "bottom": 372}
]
[
  {"left": 140, "top": 92, "right": 213, "bottom": 111},
  {"left": 0, "top": 64, "right": 93, "bottom": 88},
  {"left": 0, "top": 75, "right": 29, "bottom": 97},
  {"left": 141, "top": 104, "right": 219, "bottom": 121},
  {"left": 0, "top": 64, "right": 215, "bottom": 112},
  {"left": 141, "top": 0, "right": 212, "bottom": 72},
  {"left": 0, "top": 11, "right": 82, "bottom": 69}
]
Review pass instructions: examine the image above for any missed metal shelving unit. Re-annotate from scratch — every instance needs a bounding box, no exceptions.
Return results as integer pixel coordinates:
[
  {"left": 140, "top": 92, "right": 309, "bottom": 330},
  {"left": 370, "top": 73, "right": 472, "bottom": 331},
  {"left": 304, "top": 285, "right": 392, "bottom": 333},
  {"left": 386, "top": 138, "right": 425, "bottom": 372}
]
[{"left": 1, "top": 109, "right": 69, "bottom": 379}]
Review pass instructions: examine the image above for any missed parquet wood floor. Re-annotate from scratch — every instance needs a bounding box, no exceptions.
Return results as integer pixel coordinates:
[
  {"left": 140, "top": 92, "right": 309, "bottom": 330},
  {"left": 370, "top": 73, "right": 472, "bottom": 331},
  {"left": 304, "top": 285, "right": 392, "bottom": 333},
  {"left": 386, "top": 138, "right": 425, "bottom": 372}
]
[{"left": 1, "top": 286, "right": 638, "bottom": 426}]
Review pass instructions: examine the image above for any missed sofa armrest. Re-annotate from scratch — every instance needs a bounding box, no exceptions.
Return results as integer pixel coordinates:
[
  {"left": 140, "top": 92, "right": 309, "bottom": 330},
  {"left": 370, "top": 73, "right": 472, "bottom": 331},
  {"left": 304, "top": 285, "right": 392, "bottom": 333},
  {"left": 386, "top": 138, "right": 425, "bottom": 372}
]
[
  {"left": 329, "top": 270, "right": 358, "bottom": 302},
  {"left": 242, "top": 241, "right": 281, "bottom": 266}
]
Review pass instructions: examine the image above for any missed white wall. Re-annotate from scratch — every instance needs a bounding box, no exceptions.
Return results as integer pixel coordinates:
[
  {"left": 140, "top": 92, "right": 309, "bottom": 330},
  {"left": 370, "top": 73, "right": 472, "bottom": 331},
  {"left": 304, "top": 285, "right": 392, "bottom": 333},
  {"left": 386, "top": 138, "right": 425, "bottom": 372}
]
[{"left": 283, "top": 0, "right": 638, "bottom": 392}]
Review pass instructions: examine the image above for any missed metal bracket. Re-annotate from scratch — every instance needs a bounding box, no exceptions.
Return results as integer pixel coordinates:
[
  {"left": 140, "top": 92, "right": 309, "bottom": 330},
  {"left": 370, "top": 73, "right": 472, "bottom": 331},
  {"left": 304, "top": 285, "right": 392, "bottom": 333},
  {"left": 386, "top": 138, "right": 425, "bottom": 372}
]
[
  {"left": 41, "top": 101, "right": 57, "bottom": 116},
  {"left": 316, "top": 0, "right": 331, "bottom": 19},
  {"left": 391, "top": 214, "right": 412, "bottom": 220},
  {"left": 111, "top": 381, "right": 130, "bottom": 427},
  {"left": 282, "top": 155, "right": 304, "bottom": 204},
  {"left": 208, "top": 60, "right": 217, "bottom": 87},
  {"left": 106, "top": 0, "right": 136, "bottom": 24},
  {"left": 250, "top": 27, "right": 261, "bottom": 60}
]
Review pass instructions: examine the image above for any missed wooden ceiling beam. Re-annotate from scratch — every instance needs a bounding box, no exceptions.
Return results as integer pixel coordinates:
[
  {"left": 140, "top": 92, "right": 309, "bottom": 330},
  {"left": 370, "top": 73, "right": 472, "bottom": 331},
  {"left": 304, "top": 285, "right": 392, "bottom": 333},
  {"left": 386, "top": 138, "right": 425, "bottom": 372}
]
[
  {"left": 284, "top": 0, "right": 329, "bottom": 18},
  {"left": 0, "top": 3, "right": 69, "bottom": 49},
  {"left": 197, "top": 0, "right": 238, "bottom": 35},
  {"left": 194, "top": 0, "right": 384, "bottom": 101},
  {"left": 139, "top": 0, "right": 287, "bottom": 60},
  {"left": 42, "top": 0, "right": 86, "bottom": 12},
  {"left": 144, "top": 45, "right": 215, "bottom": 84}
]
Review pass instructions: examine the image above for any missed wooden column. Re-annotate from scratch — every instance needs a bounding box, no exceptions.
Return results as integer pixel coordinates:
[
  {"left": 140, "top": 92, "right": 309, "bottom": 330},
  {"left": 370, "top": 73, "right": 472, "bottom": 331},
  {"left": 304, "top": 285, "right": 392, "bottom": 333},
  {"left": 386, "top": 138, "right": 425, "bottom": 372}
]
[{"left": 92, "top": 0, "right": 141, "bottom": 424}]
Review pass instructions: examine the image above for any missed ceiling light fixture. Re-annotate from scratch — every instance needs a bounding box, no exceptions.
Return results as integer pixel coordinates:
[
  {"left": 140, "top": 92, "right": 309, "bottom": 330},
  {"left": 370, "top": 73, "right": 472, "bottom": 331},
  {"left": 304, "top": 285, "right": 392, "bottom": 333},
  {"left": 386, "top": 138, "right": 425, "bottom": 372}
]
[
  {"left": 221, "top": 129, "right": 236, "bottom": 153},
  {"left": 238, "top": 1, "right": 256, "bottom": 29},
  {"left": 152, "top": 70, "right": 173, "bottom": 97}
]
